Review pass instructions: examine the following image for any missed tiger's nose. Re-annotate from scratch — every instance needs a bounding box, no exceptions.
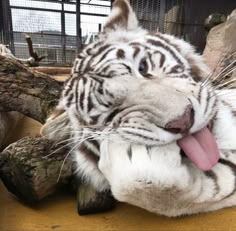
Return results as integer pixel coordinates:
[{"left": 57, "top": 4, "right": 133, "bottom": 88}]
[{"left": 164, "top": 105, "right": 194, "bottom": 134}]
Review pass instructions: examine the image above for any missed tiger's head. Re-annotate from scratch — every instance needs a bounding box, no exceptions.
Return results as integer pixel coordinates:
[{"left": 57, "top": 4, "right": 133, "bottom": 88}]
[{"left": 50, "top": 0, "right": 217, "bottom": 150}]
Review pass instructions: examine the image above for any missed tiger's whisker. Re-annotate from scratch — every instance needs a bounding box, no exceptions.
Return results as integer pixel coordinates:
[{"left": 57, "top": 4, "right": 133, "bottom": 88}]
[
  {"left": 201, "top": 52, "right": 227, "bottom": 86},
  {"left": 55, "top": 131, "right": 115, "bottom": 183},
  {"left": 203, "top": 59, "right": 236, "bottom": 89},
  {"left": 43, "top": 140, "right": 78, "bottom": 158}
]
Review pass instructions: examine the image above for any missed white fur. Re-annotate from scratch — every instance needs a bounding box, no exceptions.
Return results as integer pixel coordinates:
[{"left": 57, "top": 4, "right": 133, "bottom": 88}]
[
  {"left": 99, "top": 96, "right": 236, "bottom": 216},
  {"left": 42, "top": 0, "right": 236, "bottom": 216}
]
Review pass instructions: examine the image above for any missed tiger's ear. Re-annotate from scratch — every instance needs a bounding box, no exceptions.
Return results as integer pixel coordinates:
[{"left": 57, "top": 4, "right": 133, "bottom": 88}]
[{"left": 104, "top": 0, "right": 139, "bottom": 32}]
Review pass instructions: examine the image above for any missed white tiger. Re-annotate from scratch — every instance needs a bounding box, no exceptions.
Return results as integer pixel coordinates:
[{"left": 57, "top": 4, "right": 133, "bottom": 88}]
[{"left": 41, "top": 0, "right": 236, "bottom": 216}]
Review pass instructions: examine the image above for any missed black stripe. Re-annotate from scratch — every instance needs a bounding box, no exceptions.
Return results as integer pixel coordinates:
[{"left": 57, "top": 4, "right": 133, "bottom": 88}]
[
  {"left": 117, "top": 49, "right": 125, "bottom": 59},
  {"left": 106, "top": 109, "right": 121, "bottom": 123},
  {"left": 75, "top": 81, "right": 79, "bottom": 112},
  {"left": 154, "top": 33, "right": 181, "bottom": 53},
  {"left": 97, "top": 82, "right": 104, "bottom": 95},
  {"left": 92, "top": 44, "right": 111, "bottom": 58},
  {"left": 83, "top": 57, "right": 94, "bottom": 73},
  {"left": 77, "top": 57, "right": 86, "bottom": 73},
  {"left": 153, "top": 51, "right": 165, "bottom": 68},
  {"left": 218, "top": 158, "right": 236, "bottom": 199},
  {"left": 147, "top": 39, "right": 183, "bottom": 65},
  {"left": 99, "top": 48, "right": 116, "bottom": 65},
  {"left": 89, "top": 139, "right": 100, "bottom": 151},
  {"left": 79, "top": 143, "right": 99, "bottom": 164},
  {"left": 122, "top": 130, "right": 160, "bottom": 142},
  {"left": 64, "top": 77, "right": 77, "bottom": 97},
  {"left": 147, "top": 52, "right": 154, "bottom": 70},
  {"left": 66, "top": 93, "right": 74, "bottom": 108},
  {"left": 73, "top": 59, "right": 79, "bottom": 73},
  {"left": 122, "top": 63, "right": 132, "bottom": 73},
  {"left": 127, "top": 145, "right": 132, "bottom": 161},
  {"left": 197, "top": 85, "right": 203, "bottom": 104},
  {"left": 203, "top": 90, "right": 212, "bottom": 115},
  {"left": 222, "top": 100, "right": 236, "bottom": 119},
  {"left": 146, "top": 146, "right": 151, "bottom": 159},
  {"left": 95, "top": 58, "right": 124, "bottom": 77},
  {"left": 87, "top": 94, "right": 93, "bottom": 112},
  {"left": 77, "top": 54, "right": 84, "bottom": 59},
  {"left": 204, "top": 170, "right": 220, "bottom": 196},
  {"left": 90, "top": 115, "right": 100, "bottom": 125},
  {"left": 88, "top": 74, "right": 104, "bottom": 84},
  {"left": 133, "top": 46, "right": 141, "bottom": 58},
  {"left": 104, "top": 89, "right": 114, "bottom": 99},
  {"left": 92, "top": 41, "right": 104, "bottom": 50},
  {"left": 79, "top": 88, "right": 85, "bottom": 111},
  {"left": 167, "top": 65, "right": 184, "bottom": 74},
  {"left": 129, "top": 42, "right": 144, "bottom": 47}
]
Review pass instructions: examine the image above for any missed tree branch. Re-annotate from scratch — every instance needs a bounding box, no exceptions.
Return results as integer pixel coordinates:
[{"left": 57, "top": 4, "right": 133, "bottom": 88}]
[{"left": 0, "top": 55, "right": 63, "bottom": 123}]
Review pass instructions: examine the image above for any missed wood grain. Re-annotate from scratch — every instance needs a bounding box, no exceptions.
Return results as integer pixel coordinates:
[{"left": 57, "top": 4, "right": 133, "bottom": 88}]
[{"left": 1, "top": 179, "right": 236, "bottom": 231}]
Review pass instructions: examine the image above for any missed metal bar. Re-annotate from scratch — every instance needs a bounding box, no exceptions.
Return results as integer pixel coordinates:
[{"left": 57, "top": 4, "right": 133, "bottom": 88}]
[
  {"left": 7, "top": 0, "right": 14, "bottom": 53},
  {"left": 61, "top": 2, "right": 66, "bottom": 63},
  {"left": 10, "top": 6, "right": 108, "bottom": 17},
  {"left": 11, "top": 2, "right": 110, "bottom": 8},
  {"left": 1, "top": 0, "right": 14, "bottom": 52},
  {"left": 0, "top": 1, "right": 4, "bottom": 42},
  {"left": 11, "top": 5, "right": 68, "bottom": 13},
  {"left": 159, "top": 0, "right": 166, "bottom": 33},
  {"left": 13, "top": 31, "right": 77, "bottom": 36},
  {"left": 30, "top": 0, "right": 75, "bottom": 4},
  {"left": 110, "top": 0, "right": 115, "bottom": 8},
  {"left": 80, "top": 3, "right": 110, "bottom": 8},
  {"left": 76, "top": 0, "right": 82, "bottom": 52}
]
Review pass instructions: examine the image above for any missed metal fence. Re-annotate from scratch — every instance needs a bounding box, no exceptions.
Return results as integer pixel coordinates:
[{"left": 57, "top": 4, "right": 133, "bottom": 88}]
[
  {"left": 163, "top": 0, "right": 235, "bottom": 52},
  {"left": 131, "top": 0, "right": 235, "bottom": 52},
  {"left": 1, "top": 0, "right": 111, "bottom": 66},
  {"left": 0, "top": 0, "right": 235, "bottom": 66}
]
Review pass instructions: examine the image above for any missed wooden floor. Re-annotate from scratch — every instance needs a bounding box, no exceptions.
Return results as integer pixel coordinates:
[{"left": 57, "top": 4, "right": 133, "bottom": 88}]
[{"left": 1, "top": 117, "right": 236, "bottom": 231}]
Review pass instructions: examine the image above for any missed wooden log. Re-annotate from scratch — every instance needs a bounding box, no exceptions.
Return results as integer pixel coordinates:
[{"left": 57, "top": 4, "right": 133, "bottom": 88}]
[
  {"left": 0, "top": 136, "right": 75, "bottom": 204},
  {"left": 24, "top": 35, "right": 47, "bottom": 67},
  {"left": 0, "top": 55, "right": 63, "bottom": 124},
  {"left": 0, "top": 53, "right": 115, "bottom": 214},
  {"left": 30, "top": 67, "right": 71, "bottom": 75}
]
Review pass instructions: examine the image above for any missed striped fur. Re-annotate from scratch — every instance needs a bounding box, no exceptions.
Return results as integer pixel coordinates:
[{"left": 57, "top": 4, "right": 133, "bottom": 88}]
[{"left": 42, "top": 0, "right": 236, "bottom": 216}]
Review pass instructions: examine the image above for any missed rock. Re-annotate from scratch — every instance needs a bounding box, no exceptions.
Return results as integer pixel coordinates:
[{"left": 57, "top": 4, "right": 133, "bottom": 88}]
[
  {"left": 203, "top": 8, "right": 236, "bottom": 79},
  {"left": 204, "top": 13, "right": 226, "bottom": 31}
]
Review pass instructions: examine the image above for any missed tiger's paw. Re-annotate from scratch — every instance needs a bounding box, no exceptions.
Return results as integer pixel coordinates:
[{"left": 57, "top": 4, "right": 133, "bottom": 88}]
[{"left": 77, "top": 182, "right": 116, "bottom": 215}]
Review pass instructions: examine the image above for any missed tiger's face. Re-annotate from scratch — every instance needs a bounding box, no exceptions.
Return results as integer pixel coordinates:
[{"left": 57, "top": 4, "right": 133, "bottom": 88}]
[{"left": 59, "top": 0, "right": 217, "bottom": 147}]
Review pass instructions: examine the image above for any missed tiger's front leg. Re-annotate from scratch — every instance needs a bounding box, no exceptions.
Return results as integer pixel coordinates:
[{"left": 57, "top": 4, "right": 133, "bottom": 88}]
[{"left": 99, "top": 140, "right": 236, "bottom": 217}]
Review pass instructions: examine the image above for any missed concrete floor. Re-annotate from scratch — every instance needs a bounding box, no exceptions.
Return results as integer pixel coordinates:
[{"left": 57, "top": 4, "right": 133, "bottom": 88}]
[{"left": 1, "top": 117, "right": 236, "bottom": 231}]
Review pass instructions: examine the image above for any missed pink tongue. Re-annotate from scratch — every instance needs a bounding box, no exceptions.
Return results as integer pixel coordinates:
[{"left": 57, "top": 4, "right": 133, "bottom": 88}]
[{"left": 177, "top": 127, "right": 220, "bottom": 171}]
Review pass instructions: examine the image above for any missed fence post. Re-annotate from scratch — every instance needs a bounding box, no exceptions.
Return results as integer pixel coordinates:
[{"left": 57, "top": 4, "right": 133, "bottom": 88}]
[
  {"left": 0, "top": 0, "right": 14, "bottom": 53},
  {"left": 76, "top": 0, "right": 82, "bottom": 54},
  {"left": 159, "top": 0, "right": 166, "bottom": 33},
  {"left": 61, "top": 2, "right": 66, "bottom": 64}
]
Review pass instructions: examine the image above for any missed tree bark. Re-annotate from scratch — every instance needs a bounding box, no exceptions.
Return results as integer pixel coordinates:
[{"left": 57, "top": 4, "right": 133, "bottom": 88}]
[
  {"left": 0, "top": 54, "right": 115, "bottom": 213},
  {"left": 0, "top": 136, "right": 75, "bottom": 204},
  {"left": 0, "top": 55, "right": 63, "bottom": 124},
  {"left": 31, "top": 67, "right": 71, "bottom": 75}
]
